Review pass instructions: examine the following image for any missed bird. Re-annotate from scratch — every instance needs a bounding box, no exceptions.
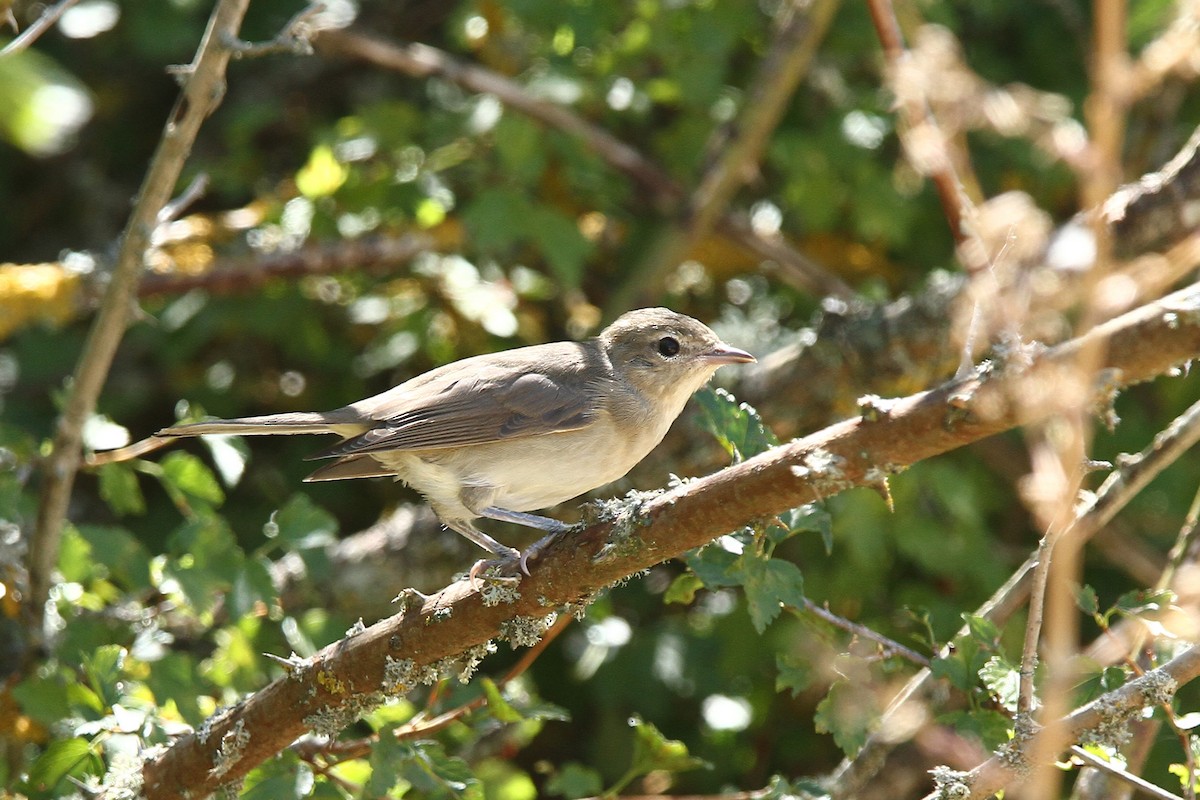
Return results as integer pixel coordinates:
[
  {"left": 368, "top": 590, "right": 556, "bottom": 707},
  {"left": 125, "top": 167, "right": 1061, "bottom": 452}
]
[{"left": 94, "top": 308, "right": 755, "bottom": 577}]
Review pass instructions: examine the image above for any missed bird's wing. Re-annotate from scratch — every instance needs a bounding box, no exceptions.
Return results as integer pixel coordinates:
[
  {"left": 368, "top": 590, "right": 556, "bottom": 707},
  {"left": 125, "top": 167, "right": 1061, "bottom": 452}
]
[{"left": 310, "top": 350, "right": 607, "bottom": 460}]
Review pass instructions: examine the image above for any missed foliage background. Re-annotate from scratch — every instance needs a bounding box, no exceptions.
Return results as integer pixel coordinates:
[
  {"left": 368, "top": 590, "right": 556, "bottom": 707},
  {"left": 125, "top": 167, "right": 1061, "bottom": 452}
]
[{"left": 2, "top": 0, "right": 1200, "bottom": 797}]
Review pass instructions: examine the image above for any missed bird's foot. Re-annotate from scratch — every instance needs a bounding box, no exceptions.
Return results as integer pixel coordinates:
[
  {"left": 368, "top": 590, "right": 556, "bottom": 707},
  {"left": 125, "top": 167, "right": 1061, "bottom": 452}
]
[
  {"left": 467, "top": 547, "right": 523, "bottom": 591},
  {"left": 517, "top": 529, "right": 567, "bottom": 576}
]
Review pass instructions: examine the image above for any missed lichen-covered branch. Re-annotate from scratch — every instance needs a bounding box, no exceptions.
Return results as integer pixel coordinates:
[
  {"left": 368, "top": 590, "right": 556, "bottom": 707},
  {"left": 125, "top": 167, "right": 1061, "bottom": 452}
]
[
  {"left": 142, "top": 280, "right": 1200, "bottom": 797},
  {"left": 919, "top": 646, "right": 1200, "bottom": 800}
]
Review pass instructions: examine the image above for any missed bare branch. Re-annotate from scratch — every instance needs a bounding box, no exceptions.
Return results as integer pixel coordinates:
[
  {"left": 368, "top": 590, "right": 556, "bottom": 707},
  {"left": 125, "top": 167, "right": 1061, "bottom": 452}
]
[
  {"left": 30, "top": 0, "right": 252, "bottom": 634},
  {"left": 0, "top": 0, "right": 80, "bottom": 57}
]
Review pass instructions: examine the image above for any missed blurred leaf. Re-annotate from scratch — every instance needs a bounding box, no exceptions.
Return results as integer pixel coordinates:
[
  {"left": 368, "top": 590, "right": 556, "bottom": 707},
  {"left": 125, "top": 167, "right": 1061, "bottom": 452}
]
[
  {"left": 296, "top": 144, "right": 348, "bottom": 198},
  {"left": 0, "top": 49, "right": 93, "bottom": 157},
  {"left": 775, "top": 654, "right": 813, "bottom": 697},
  {"left": 963, "top": 614, "right": 1001, "bottom": 649},
  {"left": 97, "top": 462, "right": 146, "bottom": 516},
  {"left": 82, "top": 645, "right": 126, "bottom": 709},
  {"left": 57, "top": 525, "right": 93, "bottom": 583},
  {"left": 228, "top": 556, "right": 276, "bottom": 619},
  {"left": 242, "top": 751, "right": 303, "bottom": 800},
  {"left": 938, "top": 709, "right": 1014, "bottom": 751},
  {"left": 273, "top": 494, "right": 338, "bottom": 548},
  {"left": 482, "top": 677, "right": 523, "bottom": 723},
  {"left": 621, "top": 714, "right": 709, "bottom": 789},
  {"left": 77, "top": 525, "right": 152, "bottom": 591},
  {"left": 545, "top": 762, "right": 603, "bottom": 799},
  {"left": 24, "top": 737, "right": 97, "bottom": 793},
  {"left": 528, "top": 206, "right": 590, "bottom": 287},
  {"left": 1075, "top": 584, "right": 1100, "bottom": 618},
  {"left": 683, "top": 542, "right": 741, "bottom": 589},
  {"left": 397, "top": 740, "right": 477, "bottom": 797},
  {"left": 664, "top": 573, "right": 703, "bottom": 605},
  {"left": 11, "top": 674, "right": 73, "bottom": 726},
  {"left": 160, "top": 451, "right": 225, "bottom": 509},
  {"left": 814, "top": 681, "right": 873, "bottom": 756},
  {"left": 463, "top": 187, "right": 532, "bottom": 250}
]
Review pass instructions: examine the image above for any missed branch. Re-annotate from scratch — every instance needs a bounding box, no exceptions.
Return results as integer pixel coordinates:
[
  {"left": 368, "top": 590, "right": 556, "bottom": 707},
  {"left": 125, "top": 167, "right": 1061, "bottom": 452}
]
[
  {"left": 142, "top": 280, "right": 1200, "bottom": 797},
  {"left": 0, "top": 0, "right": 80, "bottom": 57},
  {"left": 136, "top": 232, "right": 434, "bottom": 297},
  {"left": 866, "top": 0, "right": 977, "bottom": 249},
  {"left": 919, "top": 646, "right": 1200, "bottom": 800},
  {"left": 29, "top": 0, "right": 251, "bottom": 630}
]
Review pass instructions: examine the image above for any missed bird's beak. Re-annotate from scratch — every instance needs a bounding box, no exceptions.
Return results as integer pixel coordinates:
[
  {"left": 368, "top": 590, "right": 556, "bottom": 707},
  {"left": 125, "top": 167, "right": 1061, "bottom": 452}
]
[{"left": 701, "top": 343, "right": 756, "bottom": 365}]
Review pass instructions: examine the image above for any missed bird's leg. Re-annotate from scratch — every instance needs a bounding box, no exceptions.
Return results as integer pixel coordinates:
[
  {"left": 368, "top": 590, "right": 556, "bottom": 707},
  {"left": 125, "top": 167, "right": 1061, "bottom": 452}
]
[
  {"left": 443, "top": 518, "right": 522, "bottom": 588},
  {"left": 479, "top": 507, "right": 571, "bottom": 575}
]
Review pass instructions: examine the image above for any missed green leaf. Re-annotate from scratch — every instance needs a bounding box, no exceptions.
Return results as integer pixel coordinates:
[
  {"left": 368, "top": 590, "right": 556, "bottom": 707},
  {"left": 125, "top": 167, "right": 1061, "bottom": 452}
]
[
  {"left": 979, "top": 655, "right": 1020, "bottom": 713},
  {"left": 775, "top": 653, "right": 813, "bottom": 697},
  {"left": 228, "top": 556, "right": 277, "bottom": 619},
  {"left": 663, "top": 573, "right": 703, "bottom": 605},
  {"left": 626, "top": 715, "right": 709, "bottom": 780},
  {"left": 57, "top": 525, "right": 93, "bottom": 583},
  {"left": 242, "top": 751, "right": 303, "bottom": 800},
  {"left": 77, "top": 525, "right": 152, "bottom": 591},
  {"left": 11, "top": 674, "right": 73, "bottom": 726},
  {"left": 814, "top": 681, "right": 874, "bottom": 756},
  {"left": 273, "top": 494, "right": 339, "bottom": 548},
  {"left": 481, "top": 677, "right": 523, "bottom": 723},
  {"left": 694, "top": 387, "right": 778, "bottom": 462},
  {"left": 683, "top": 542, "right": 741, "bottom": 589},
  {"left": 545, "top": 762, "right": 603, "bottom": 799},
  {"left": 772, "top": 504, "right": 833, "bottom": 551},
  {"left": 736, "top": 555, "right": 805, "bottom": 634},
  {"left": 938, "top": 709, "right": 1014, "bottom": 751},
  {"left": 397, "top": 740, "right": 477, "bottom": 796},
  {"left": 82, "top": 644, "right": 127, "bottom": 708},
  {"left": 97, "top": 462, "right": 146, "bottom": 516},
  {"left": 963, "top": 614, "right": 1001, "bottom": 648},
  {"left": 160, "top": 451, "right": 225, "bottom": 508},
  {"left": 25, "top": 738, "right": 97, "bottom": 793},
  {"left": 1075, "top": 584, "right": 1100, "bottom": 616}
]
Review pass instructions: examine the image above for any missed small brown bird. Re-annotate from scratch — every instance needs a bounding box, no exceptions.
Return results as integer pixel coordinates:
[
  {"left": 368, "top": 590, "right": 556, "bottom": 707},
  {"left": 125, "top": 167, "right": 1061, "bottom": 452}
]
[{"left": 97, "top": 308, "right": 754, "bottom": 574}]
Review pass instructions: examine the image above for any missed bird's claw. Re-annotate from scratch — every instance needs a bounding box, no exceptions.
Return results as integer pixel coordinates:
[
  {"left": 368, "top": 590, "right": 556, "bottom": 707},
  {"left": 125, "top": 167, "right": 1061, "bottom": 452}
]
[{"left": 468, "top": 550, "right": 522, "bottom": 591}]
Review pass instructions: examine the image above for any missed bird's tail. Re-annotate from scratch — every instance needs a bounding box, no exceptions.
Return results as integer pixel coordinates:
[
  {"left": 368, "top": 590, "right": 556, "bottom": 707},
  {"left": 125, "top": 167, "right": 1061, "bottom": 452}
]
[
  {"left": 89, "top": 412, "right": 359, "bottom": 466},
  {"left": 157, "top": 412, "right": 340, "bottom": 437}
]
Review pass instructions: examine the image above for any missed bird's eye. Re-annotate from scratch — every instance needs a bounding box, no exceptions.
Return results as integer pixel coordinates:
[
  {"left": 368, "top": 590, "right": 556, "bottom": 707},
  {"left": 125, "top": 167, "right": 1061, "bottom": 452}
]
[{"left": 657, "top": 336, "right": 680, "bottom": 357}]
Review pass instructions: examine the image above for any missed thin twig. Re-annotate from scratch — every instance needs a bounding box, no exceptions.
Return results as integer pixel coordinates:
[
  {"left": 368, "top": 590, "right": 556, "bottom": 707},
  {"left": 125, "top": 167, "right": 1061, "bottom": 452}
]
[
  {"left": 0, "top": 0, "right": 81, "bottom": 57},
  {"left": 865, "top": 0, "right": 974, "bottom": 248},
  {"left": 799, "top": 599, "right": 929, "bottom": 667},
  {"left": 1068, "top": 745, "right": 1185, "bottom": 800},
  {"left": 29, "top": 0, "right": 252, "bottom": 636},
  {"left": 155, "top": 173, "right": 210, "bottom": 228},
  {"left": 227, "top": 2, "right": 325, "bottom": 59}
]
